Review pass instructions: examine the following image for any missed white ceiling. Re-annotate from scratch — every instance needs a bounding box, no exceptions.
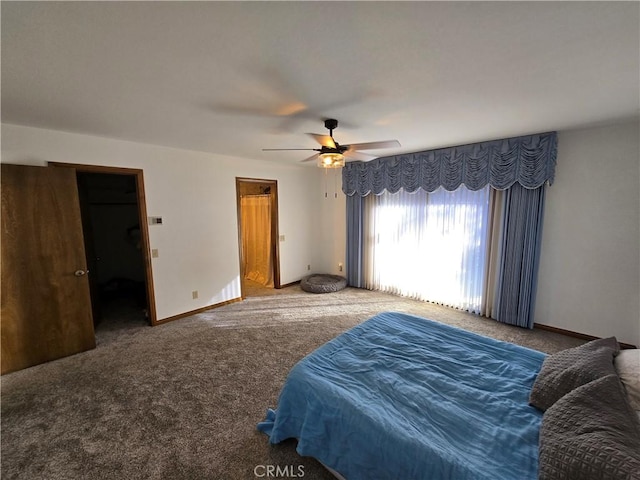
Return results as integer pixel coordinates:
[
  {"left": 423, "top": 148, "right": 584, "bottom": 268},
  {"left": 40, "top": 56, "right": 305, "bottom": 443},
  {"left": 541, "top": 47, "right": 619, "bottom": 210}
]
[{"left": 2, "top": 1, "right": 639, "bottom": 166}]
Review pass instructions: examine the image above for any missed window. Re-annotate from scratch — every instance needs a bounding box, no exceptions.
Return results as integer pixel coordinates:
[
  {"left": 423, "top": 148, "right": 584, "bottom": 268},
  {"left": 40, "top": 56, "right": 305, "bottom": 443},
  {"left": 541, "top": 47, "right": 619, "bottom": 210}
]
[{"left": 363, "top": 185, "right": 491, "bottom": 313}]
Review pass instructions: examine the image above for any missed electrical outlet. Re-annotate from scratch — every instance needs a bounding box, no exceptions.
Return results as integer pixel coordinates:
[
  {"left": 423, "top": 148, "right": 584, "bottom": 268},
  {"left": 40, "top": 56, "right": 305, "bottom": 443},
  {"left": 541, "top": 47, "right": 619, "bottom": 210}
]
[
  {"left": 192, "top": 290, "right": 198, "bottom": 299},
  {"left": 338, "top": 263, "right": 343, "bottom": 272},
  {"left": 279, "top": 235, "right": 285, "bottom": 242},
  {"left": 152, "top": 249, "right": 159, "bottom": 258},
  {"left": 307, "top": 264, "right": 311, "bottom": 271}
]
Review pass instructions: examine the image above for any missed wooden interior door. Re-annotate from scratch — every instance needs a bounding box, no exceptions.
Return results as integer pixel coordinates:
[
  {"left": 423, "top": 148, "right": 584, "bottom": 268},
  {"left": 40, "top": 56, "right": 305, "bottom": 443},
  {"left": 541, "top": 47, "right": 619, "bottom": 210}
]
[{"left": 1, "top": 164, "right": 95, "bottom": 374}]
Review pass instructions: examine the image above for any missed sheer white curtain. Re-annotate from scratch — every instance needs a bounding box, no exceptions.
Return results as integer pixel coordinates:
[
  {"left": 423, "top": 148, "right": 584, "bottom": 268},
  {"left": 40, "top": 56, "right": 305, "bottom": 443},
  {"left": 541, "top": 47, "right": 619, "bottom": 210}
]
[
  {"left": 241, "top": 195, "right": 273, "bottom": 287},
  {"left": 364, "top": 186, "right": 490, "bottom": 313}
]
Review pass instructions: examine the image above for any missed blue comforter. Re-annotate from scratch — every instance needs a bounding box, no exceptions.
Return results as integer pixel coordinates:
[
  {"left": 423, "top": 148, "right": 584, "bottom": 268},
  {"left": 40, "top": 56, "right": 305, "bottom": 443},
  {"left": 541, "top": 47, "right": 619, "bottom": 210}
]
[{"left": 258, "top": 312, "right": 545, "bottom": 480}]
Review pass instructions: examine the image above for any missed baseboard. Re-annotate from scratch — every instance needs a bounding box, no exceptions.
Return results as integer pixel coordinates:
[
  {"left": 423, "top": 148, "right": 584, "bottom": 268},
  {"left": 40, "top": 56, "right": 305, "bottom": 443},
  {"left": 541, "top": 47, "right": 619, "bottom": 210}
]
[
  {"left": 154, "top": 297, "right": 243, "bottom": 325},
  {"left": 534, "top": 323, "right": 637, "bottom": 349},
  {"left": 277, "top": 280, "right": 300, "bottom": 289}
]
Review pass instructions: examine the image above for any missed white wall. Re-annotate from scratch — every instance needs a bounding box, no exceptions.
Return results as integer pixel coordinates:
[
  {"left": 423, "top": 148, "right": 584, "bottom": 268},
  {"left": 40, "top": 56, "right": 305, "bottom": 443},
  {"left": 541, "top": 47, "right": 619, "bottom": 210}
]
[
  {"left": 317, "top": 120, "right": 640, "bottom": 346},
  {"left": 1, "top": 124, "right": 322, "bottom": 320},
  {"left": 316, "top": 169, "right": 347, "bottom": 276},
  {"left": 536, "top": 121, "right": 640, "bottom": 347}
]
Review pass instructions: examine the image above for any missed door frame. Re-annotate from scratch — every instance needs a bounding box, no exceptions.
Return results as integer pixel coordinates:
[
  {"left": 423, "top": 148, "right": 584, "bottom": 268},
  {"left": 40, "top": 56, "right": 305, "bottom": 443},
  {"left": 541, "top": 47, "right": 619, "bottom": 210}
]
[
  {"left": 235, "top": 177, "right": 281, "bottom": 298},
  {"left": 50, "top": 162, "right": 158, "bottom": 326}
]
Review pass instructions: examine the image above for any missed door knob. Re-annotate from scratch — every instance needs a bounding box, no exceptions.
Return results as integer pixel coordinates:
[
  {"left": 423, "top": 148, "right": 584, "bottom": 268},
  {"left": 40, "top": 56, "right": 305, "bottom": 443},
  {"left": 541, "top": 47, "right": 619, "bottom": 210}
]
[{"left": 74, "top": 270, "right": 89, "bottom": 277}]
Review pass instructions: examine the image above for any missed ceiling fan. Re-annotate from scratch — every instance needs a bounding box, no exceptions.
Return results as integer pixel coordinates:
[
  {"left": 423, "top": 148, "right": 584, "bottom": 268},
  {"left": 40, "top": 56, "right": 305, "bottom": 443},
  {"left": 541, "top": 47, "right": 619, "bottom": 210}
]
[{"left": 262, "top": 119, "right": 401, "bottom": 168}]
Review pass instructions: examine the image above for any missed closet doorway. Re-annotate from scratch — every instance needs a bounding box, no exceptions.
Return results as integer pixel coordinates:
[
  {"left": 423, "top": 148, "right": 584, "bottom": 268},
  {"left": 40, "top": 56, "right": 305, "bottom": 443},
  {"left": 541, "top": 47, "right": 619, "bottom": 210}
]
[
  {"left": 236, "top": 178, "right": 281, "bottom": 298},
  {"left": 51, "top": 163, "right": 157, "bottom": 331}
]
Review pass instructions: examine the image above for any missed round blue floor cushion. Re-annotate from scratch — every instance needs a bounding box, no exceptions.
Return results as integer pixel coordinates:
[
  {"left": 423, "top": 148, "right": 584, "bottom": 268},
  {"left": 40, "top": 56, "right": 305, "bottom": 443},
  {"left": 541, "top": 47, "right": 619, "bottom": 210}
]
[{"left": 300, "top": 274, "right": 347, "bottom": 293}]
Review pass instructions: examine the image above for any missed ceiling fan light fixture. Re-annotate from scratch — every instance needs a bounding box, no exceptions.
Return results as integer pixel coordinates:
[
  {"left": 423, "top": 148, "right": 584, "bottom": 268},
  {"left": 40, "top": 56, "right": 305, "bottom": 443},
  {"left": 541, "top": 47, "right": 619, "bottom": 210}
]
[{"left": 318, "top": 152, "right": 345, "bottom": 168}]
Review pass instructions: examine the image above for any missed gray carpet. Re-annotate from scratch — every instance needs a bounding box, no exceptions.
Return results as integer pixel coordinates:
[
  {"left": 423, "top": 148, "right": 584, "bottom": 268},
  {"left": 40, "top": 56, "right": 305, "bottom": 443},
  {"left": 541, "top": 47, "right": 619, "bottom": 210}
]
[{"left": 1, "top": 286, "right": 585, "bottom": 480}]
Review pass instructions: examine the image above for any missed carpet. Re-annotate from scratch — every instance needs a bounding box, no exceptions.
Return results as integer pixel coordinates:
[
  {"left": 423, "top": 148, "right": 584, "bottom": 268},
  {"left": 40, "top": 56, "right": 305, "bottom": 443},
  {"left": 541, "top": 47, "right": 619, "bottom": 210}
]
[{"left": 1, "top": 286, "right": 584, "bottom": 480}]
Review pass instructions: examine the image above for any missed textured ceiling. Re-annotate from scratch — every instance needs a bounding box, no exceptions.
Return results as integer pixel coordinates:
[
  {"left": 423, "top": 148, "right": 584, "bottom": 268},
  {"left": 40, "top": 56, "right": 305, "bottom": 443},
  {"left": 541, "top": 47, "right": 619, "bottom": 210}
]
[{"left": 2, "top": 1, "right": 638, "bottom": 165}]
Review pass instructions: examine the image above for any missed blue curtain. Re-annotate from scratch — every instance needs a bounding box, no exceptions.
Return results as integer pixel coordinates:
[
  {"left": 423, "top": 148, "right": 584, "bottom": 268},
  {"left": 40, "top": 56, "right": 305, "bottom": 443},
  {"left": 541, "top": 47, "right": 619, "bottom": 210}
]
[
  {"left": 494, "top": 183, "right": 546, "bottom": 329},
  {"left": 346, "top": 195, "right": 365, "bottom": 287},
  {"left": 343, "top": 132, "right": 557, "bottom": 196}
]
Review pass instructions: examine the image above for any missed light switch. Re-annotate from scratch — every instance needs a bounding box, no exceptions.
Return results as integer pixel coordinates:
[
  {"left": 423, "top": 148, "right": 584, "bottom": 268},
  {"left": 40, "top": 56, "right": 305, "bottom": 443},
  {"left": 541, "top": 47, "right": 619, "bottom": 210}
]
[
  {"left": 279, "top": 235, "right": 285, "bottom": 242},
  {"left": 152, "top": 249, "right": 159, "bottom": 258}
]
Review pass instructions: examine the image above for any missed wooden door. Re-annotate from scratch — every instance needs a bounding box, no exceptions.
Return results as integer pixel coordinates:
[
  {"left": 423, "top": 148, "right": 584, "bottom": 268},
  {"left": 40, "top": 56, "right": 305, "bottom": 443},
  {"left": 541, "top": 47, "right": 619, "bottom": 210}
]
[{"left": 1, "top": 164, "right": 95, "bottom": 374}]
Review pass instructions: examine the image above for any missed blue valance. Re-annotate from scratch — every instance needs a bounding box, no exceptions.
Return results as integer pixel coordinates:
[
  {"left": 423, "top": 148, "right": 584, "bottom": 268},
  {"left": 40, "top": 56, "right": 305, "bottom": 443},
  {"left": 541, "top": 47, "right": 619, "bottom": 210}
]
[{"left": 342, "top": 132, "right": 557, "bottom": 196}]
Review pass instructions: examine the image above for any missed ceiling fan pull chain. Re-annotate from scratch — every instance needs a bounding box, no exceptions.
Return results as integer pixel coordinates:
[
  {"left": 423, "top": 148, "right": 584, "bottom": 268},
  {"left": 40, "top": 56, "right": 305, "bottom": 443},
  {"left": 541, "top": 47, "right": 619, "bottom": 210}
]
[{"left": 324, "top": 168, "right": 328, "bottom": 198}]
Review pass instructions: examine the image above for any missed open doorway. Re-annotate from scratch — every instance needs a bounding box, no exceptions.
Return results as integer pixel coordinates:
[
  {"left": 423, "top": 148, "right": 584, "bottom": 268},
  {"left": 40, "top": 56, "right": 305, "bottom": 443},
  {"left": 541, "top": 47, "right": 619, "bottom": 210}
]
[
  {"left": 77, "top": 171, "right": 148, "bottom": 333},
  {"left": 51, "top": 162, "right": 157, "bottom": 334},
  {"left": 236, "top": 178, "right": 281, "bottom": 297}
]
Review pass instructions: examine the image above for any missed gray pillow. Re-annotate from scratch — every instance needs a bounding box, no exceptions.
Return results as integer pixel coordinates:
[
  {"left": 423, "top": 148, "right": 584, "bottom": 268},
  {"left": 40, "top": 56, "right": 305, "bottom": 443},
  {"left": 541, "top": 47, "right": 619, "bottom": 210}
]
[
  {"left": 539, "top": 374, "right": 640, "bottom": 480},
  {"left": 529, "top": 337, "right": 619, "bottom": 411}
]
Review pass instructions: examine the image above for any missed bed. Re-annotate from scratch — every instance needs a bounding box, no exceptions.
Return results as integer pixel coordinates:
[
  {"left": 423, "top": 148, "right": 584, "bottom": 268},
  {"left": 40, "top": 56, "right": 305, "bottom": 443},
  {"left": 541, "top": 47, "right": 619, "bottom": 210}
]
[{"left": 258, "top": 312, "right": 640, "bottom": 480}]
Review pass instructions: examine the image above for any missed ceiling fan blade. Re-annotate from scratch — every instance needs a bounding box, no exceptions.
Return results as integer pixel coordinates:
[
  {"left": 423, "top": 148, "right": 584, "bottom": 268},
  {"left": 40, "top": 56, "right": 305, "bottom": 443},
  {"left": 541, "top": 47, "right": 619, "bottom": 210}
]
[
  {"left": 207, "top": 103, "right": 274, "bottom": 116},
  {"left": 262, "top": 148, "right": 319, "bottom": 151},
  {"left": 346, "top": 140, "right": 401, "bottom": 151},
  {"left": 307, "top": 133, "right": 336, "bottom": 149},
  {"left": 300, "top": 153, "right": 320, "bottom": 163},
  {"left": 344, "top": 150, "right": 376, "bottom": 162}
]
